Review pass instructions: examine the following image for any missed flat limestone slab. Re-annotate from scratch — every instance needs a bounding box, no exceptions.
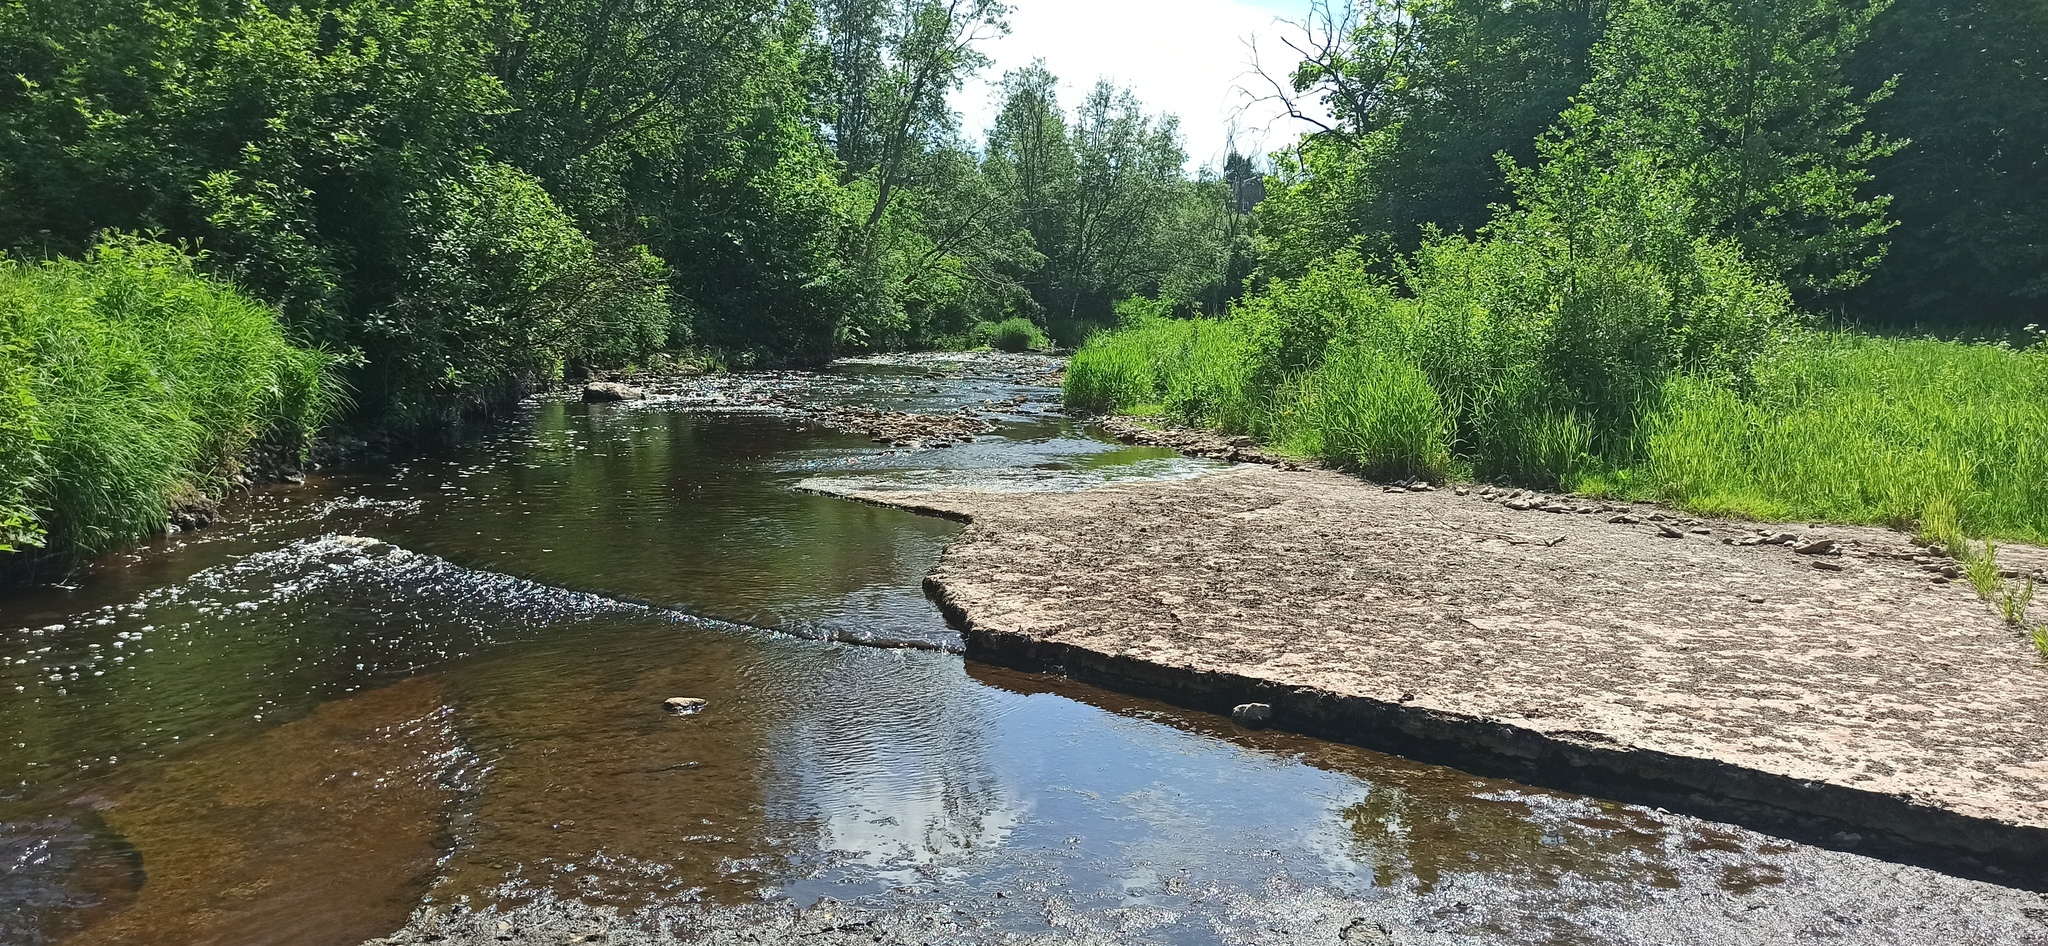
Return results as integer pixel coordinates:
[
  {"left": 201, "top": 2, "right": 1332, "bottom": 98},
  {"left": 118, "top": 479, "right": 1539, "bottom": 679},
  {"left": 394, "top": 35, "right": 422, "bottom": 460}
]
[{"left": 812, "top": 465, "right": 2048, "bottom": 882}]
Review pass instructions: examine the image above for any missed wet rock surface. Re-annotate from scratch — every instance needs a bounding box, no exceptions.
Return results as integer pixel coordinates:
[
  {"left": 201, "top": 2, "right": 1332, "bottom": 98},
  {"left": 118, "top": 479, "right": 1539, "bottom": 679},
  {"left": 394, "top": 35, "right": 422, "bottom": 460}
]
[
  {"left": 1101, "top": 416, "right": 1305, "bottom": 468},
  {"left": 814, "top": 402, "right": 1000, "bottom": 448},
  {"left": 548, "top": 352, "right": 1068, "bottom": 455},
  {"left": 814, "top": 462, "right": 2048, "bottom": 879}
]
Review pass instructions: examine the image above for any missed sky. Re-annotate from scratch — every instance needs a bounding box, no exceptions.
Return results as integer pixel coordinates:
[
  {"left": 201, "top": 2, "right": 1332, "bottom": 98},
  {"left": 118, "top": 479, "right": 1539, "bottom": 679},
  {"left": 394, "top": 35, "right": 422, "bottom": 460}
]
[{"left": 951, "top": 0, "right": 1319, "bottom": 172}]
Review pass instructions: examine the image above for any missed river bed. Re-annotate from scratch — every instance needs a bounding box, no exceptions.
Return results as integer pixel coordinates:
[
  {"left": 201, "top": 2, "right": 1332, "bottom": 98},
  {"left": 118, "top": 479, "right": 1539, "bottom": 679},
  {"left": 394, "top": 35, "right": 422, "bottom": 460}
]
[{"left": 3, "top": 353, "right": 2043, "bottom": 946}]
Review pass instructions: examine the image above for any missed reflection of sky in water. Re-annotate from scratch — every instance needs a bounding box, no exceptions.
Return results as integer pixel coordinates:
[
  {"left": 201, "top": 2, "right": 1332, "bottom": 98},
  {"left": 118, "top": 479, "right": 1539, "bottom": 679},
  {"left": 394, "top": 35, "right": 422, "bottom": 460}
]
[{"left": 764, "top": 652, "right": 1024, "bottom": 883}]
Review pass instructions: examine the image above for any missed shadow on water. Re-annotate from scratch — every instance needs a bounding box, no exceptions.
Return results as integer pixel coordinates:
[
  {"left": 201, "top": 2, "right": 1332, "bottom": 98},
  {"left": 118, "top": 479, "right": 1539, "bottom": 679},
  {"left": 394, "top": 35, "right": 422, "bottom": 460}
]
[{"left": 2, "top": 353, "right": 2044, "bottom": 946}]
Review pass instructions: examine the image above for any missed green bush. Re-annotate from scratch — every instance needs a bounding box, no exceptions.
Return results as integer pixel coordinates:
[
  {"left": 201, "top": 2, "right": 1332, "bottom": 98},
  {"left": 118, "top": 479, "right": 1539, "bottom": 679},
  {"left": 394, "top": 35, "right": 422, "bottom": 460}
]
[
  {"left": 0, "top": 237, "right": 334, "bottom": 560},
  {"left": 363, "top": 162, "right": 672, "bottom": 425},
  {"left": 969, "top": 317, "right": 1049, "bottom": 353},
  {"left": 1273, "top": 346, "right": 1454, "bottom": 482},
  {"left": 1065, "top": 317, "right": 1259, "bottom": 430},
  {"left": 0, "top": 333, "right": 38, "bottom": 552},
  {"left": 1070, "top": 132, "right": 1846, "bottom": 499}
]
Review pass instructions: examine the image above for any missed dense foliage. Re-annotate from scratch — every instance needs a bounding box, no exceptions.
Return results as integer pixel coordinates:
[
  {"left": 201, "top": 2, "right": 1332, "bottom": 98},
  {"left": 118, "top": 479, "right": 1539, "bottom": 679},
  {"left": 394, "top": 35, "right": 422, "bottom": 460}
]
[
  {"left": 0, "top": 0, "right": 1242, "bottom": 426},
  {"left": 0, "top": 240, "right": 334, "bottom": 559},
  {"left": 4, "top": 0, "right": 2043, "bottom": 559},
  {"left": 1069, "top": 0, "right": 2048, "bottom": 544},
  {"left": 1845, "top": 0, "right": 2048, "bottom": 327}
]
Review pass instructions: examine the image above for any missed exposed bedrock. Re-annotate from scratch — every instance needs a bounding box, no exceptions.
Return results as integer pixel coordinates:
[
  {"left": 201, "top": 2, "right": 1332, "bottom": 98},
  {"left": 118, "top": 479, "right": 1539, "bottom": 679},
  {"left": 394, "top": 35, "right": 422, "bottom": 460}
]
[{"left": 812, "top": 464, "right": 2048, "bottom": 888}]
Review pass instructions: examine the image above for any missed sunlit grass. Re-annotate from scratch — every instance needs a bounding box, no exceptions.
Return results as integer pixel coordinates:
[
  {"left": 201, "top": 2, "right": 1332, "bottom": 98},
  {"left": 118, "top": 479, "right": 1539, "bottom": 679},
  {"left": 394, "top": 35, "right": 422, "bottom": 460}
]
[
  {"left": 969, "top": 317, "right": 1049, "bottom": 353},
  {"left": 0, "top": 238, "right": 337, "bottom": 561},
  {"left": 1066, "top": 318, "right": 1259, "bottom": 430},
  {"left": 1271, "top": 346, "right": 1453, "bottom": 482},
  {"left": 1642, "top": 334, "right": 2048, "bottom": 543},
  {"left": 1070, "top": 320, "right": 2048, "bottom": 544}
]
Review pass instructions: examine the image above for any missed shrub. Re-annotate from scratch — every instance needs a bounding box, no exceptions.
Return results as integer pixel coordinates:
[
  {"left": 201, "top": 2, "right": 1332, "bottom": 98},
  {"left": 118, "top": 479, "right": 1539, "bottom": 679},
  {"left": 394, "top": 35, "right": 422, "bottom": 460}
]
[
  {"left": 0, "top": 333, "right": 39, "bottom": 552},
  {"left": 1065, "top": 317, "right": 1258, "bottom": 429},
  {"left": 1065, "top": 325, "right": 1164, "bottom": 414},
  {"left": 0, "top": 237, "right": 334, "bottom": 561},
  {"left": 360, "top": 162, "right": 671, "bottom": 426},
  {"left": 973, "top": 317, "right": 1049, "bottom": 353}
]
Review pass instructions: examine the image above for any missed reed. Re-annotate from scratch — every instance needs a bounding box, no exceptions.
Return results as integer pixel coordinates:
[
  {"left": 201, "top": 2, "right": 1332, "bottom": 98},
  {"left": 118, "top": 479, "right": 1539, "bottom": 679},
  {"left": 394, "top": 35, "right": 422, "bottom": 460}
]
[{"left": 0, "top": 238, "right": 336, "bottom": 561}]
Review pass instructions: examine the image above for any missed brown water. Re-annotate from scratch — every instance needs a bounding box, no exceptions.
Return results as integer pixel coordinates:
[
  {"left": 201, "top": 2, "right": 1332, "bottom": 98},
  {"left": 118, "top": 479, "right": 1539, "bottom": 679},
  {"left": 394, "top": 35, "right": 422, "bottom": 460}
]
[{"left": 3, "top": 353, "right": 2045, "bottom": 946}]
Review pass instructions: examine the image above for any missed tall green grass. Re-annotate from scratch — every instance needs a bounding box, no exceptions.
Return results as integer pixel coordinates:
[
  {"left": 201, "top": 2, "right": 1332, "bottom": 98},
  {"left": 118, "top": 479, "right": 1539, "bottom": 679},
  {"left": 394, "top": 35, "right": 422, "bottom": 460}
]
[
  {"left": 1272, "top": 347, "right": 1454, "bottom": 481},
  {"left": 1644, "top": 334, "right": 2048, "bottom": 543},
  {"left": 0, "top": 238, "right": 336, "bottom": 561},
  {"left": 969, "top": 317, "right": 1050, "bottom": 353},
  {"left": 1065, "top": 315, "right": 1260, "bottom": 431},
  {"left": 1069, "top": 313, "right": 2048, "bottom": 542}
]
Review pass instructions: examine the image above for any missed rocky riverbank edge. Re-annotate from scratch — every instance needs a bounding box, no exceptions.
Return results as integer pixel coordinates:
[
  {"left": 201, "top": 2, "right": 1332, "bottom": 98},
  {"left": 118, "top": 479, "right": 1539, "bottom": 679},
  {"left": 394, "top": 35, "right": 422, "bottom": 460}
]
[{"left": 806, "top": 451, "right": 2048, "bottom": 891}]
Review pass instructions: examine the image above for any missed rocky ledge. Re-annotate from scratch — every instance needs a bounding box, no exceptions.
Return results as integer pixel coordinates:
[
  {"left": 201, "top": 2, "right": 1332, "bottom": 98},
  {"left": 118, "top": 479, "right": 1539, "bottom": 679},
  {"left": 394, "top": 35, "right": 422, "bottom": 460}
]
[{"left": 811, "top": 462, "right": 2048, "bottom": 888}]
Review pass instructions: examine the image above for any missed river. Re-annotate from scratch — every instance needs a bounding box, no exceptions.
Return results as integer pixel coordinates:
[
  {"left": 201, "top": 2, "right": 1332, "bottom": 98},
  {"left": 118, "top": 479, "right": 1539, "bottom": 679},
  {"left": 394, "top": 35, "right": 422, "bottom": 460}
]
[{"left": 2, "top": 353, "right": 2042, "bottom": 946}]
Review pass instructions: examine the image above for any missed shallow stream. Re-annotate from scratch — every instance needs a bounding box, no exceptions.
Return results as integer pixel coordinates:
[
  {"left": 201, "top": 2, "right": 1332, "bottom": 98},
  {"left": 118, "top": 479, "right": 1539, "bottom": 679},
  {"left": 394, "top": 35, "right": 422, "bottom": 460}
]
[{"left": 3, "top": 353, "right": 2043, "bottom": 946}]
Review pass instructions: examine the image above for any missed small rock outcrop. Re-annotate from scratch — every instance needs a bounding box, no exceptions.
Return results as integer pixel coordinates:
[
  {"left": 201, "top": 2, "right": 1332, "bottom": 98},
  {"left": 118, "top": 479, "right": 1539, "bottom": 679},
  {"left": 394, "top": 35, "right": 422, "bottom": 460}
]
[
  {"left": 663, "top": 697, "right": 707, "bottom": 715},
  {"left": 583, "top": 382, "right": 646, "bottom": 403}
]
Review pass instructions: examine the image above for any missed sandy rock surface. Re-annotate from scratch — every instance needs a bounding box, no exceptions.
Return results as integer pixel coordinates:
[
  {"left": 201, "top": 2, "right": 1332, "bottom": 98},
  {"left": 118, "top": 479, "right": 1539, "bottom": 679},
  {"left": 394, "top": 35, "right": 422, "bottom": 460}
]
[{"left": 815, "top": 461, "right": 2048, "bottom": 873}]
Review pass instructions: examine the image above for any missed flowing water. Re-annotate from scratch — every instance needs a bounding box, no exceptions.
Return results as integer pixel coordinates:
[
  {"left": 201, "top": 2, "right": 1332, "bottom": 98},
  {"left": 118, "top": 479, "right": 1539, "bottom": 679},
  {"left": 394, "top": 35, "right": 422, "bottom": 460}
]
[{"left": 2, "top": 353, "right": 2043, "bottom": 946}]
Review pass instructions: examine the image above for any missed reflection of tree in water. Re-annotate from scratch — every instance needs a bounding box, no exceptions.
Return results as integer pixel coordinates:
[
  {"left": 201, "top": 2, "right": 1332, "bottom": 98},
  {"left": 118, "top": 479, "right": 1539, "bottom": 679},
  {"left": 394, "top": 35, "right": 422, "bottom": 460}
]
[
  {"left": 389, "top": 402, "right": 958, "bottom": 646},
  {"left": 1340, "top": 780, "right": 1682, "bottom": 893}
]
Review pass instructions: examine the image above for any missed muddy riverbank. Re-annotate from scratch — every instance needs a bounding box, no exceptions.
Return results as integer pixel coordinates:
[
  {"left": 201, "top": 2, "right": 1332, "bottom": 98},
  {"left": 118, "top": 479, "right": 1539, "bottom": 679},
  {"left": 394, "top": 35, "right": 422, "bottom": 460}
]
[{"left": 812, "top": 460, "right": 2048, "bottom": 887}]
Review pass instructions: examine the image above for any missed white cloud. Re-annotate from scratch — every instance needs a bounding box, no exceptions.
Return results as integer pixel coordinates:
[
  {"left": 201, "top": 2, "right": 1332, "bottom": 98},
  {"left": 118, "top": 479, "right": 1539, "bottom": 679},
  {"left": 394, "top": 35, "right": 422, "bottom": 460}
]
[{"left": 952, "top": 0, "right": 1319, "bottom": 171}]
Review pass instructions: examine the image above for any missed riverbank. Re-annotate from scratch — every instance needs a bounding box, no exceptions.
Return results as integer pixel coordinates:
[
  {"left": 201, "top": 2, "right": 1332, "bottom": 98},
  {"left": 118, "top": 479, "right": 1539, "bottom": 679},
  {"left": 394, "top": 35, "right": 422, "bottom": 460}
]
[
  {"left": 0, "top": 241, "right": 334, "bottom": 575},
  {"left": 10, "top": 351, "right": 2047, "bottom": 946},
  {"left": 811, "top": 458, "right": 2048, "bottom": 887},
  {"left": 1067, "top": 313, "right": 2048, "bottom": 549}
]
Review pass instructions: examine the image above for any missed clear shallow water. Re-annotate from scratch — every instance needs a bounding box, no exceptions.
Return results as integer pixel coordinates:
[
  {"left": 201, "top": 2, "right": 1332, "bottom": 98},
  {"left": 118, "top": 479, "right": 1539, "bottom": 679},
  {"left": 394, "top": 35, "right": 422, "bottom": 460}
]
[{"left": 2, "top": 353, "right": 2044, "bottom": 946}]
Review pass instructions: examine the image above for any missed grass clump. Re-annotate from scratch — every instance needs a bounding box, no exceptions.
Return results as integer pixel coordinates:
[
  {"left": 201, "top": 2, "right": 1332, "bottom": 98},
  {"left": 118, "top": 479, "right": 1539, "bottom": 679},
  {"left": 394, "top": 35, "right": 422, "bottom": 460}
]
[
  {"left": 1964, "top": 541, "right": 2004, "bottom": 602},
  {"left": 1272, "top": 346, "right": 1453, "bottom": 482},
  {"left": 0, "top": 237, "right": 336, "bottom": 562},
  {"left": 970, "top": 318, "right": 1050, "bottom": 353},
  {"left": 2002, "top": 578, "right": 2036, "bottom": 629},
  {"left": 1643, "top": 334, "right": 2048, "bottom": 544},
  {"left": 1066, "top": 313, "right": 1258, "bottom": 429}
]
